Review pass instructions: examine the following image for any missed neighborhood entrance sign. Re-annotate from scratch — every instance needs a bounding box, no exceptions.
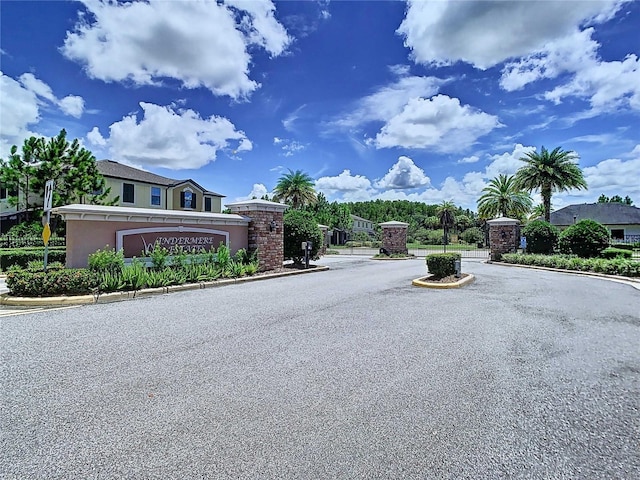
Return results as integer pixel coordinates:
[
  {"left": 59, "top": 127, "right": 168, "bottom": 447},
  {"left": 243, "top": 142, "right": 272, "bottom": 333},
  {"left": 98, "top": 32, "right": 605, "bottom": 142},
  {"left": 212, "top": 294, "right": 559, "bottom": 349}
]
[{"left": 116, "top": 226, "right": 229, "bottom": 258}]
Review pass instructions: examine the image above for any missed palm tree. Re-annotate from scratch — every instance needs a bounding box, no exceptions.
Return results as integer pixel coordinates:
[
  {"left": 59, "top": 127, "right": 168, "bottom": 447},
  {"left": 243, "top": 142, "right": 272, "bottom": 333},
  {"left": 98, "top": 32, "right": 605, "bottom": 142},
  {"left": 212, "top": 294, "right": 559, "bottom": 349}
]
[
  {"left": 436, "top": 200, "right": 456, "bottom": 249},
  {"left": 528, "top": 203, "right": 547, "bottom": 221},
  {"left": 514, "top": 146, "right": 587, "bottom": 222},
  {"left": 477, "top": 174, "right": 533, "bottom": 220},
  {"left": 272, "top": 169, "right": 317, "bottom": 209}
]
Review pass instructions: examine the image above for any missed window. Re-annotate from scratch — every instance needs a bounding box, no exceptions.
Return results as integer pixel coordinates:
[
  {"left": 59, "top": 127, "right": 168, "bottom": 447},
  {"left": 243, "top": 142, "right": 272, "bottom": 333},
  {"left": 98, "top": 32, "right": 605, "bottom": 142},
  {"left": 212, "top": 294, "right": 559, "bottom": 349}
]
[
  {"left": 611, "top": 229, "right": 624, "bottom": 240},
  {"left": 123, "top": 183, "right": 135, "bottom": 203},
  {"left": 151, "top": 187, "right": 161, "bottom": 206},
  {"left": 0, "top": 187, "right": 6, "bottom": 199},
  {"left": 180, "top": 189, "right": 196, "bottom": 209},
  {"left": 204, "top": 197, "right": 212, "bottom": 212}
]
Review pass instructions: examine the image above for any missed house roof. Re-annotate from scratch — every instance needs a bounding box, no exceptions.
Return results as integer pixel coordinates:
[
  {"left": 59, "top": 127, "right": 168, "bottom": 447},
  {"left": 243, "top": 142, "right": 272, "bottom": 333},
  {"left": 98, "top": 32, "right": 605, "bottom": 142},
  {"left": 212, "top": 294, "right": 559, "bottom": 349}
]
[
  {"left": 550, "top": 203, "right": 640, "bottom": 226},
  {"left": 96, "top": 160, "right": 224, "bottom": 197},
  {"left": 351, "top": 214, "right": 372, "bottom": 222}
]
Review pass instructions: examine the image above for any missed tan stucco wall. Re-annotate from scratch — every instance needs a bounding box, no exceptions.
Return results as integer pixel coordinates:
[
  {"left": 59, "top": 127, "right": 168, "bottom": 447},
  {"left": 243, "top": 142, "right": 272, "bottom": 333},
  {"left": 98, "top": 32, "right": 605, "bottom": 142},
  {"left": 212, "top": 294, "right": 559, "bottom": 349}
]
[
  {"left": 65, "top": 219, "right": 248, "bottom": 268},
  {"left": 103, "top": 178, "right": 168, "bottom": 209}
]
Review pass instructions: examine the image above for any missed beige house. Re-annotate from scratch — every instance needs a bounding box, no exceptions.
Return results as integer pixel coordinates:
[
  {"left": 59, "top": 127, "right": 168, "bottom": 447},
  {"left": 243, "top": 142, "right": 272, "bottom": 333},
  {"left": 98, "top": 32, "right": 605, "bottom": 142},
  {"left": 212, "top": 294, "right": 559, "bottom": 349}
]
[{"left": 96, "top": 160, "right": 224, "bottom": 213}]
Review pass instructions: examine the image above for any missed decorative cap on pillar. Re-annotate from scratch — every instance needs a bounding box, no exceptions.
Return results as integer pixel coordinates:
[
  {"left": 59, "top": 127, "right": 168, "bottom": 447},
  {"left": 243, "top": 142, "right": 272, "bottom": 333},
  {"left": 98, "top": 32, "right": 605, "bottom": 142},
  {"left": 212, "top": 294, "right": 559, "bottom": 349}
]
[
  {"left": 486, "top": 216, "right": 520, "bottom": 226},
  {"left": 379, "top": 221, "right": 409, "bottom": 228},
  {"left": 225, "top": 199, "right": 289, "bottom": 214}
]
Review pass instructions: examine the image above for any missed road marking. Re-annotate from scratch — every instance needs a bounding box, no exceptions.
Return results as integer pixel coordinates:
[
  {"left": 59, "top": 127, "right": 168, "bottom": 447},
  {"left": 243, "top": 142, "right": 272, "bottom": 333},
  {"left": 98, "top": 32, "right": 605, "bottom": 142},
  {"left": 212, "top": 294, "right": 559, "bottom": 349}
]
[{"left": 0, "top": 305, "right": 81, "bottom": 318}]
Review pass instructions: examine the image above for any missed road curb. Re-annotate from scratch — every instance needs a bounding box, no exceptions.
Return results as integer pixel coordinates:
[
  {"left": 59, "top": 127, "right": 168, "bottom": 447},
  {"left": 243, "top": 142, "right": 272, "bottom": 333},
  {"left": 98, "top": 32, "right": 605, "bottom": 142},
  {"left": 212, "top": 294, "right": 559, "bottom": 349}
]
[
  {"left": 488, "top": 261, "right": 640, "bottom": 289},
  {"left": 412, "top": 274, "right": 475, "bottom": 289},
  {"left": 0, "top": 265, "right": 330, "bottom": 307}
]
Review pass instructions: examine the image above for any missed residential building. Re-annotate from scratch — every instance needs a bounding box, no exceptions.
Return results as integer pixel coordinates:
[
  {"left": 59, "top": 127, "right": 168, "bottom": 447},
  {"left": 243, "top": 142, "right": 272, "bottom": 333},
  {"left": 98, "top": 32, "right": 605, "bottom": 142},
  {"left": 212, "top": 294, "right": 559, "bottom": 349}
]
[
  {"left": 351, "top": 214, "right": 375, "bottom": 236},
  {"left": 96, "top": 160, "right": 224, "bottom": 213},
  {"left": 549, "top": 203, "right": 640, "bottom": 243}
]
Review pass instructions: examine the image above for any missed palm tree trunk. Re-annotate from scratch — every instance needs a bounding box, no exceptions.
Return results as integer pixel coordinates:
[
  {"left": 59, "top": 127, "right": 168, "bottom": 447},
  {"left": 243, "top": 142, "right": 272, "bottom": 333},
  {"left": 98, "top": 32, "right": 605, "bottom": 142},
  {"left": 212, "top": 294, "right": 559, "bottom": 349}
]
[{"left": 542, "top": 185, "right": 552, "bottom": 222}]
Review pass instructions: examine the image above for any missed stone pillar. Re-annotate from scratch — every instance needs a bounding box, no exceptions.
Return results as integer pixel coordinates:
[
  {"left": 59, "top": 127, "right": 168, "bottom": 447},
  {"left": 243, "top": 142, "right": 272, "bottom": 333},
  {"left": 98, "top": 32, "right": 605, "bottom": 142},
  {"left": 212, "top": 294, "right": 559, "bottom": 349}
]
[
  {"left": 226, "top": 199, "right": 289, "bottom": 272},
  {"left": 487, "top": 217, "right": 520, "bottom": 261},
  {"left": 379, "top": 221, "right": 408, "bottom": 254},
  {"left": 318, "top": 224, "right": 329, "bottom": 256}
]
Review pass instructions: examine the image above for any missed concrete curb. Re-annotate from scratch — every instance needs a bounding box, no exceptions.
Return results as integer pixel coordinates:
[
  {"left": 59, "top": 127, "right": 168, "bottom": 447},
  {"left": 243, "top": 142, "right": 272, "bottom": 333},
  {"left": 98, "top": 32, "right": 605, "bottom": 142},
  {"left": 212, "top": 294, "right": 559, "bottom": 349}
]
[
  {"left": 0, "top": 265, "right": 330, "bottom": 307},
  {"left": 488, "top": 261, "right": 640, "bottom": 290},
  {"left": 412, "top": 274, "right": 475, "bottom": 289},
  {"left": 370, "top": 256, "right": 417, "bottom": 261}
]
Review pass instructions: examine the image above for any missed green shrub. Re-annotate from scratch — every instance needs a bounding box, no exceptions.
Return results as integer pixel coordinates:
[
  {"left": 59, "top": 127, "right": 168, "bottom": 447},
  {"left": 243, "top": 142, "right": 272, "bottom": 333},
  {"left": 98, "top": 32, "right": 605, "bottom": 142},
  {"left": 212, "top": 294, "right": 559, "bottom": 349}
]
[
  {"left": 522, "top": 220, "right": 559, "bottom": 254},
  {"left": 460, "top": 227, "right": 483, "bottom": 245},
  {"left": 558, "top": 219, "right": 610, "bottom": 258},
  {"left": 0, "top": 247, "right": 66, "bottom": 271},
  {"left": 284, "top": 210, "right": 323, "bottom": 265},
  {"left": 26, "top": 260, "right": 64, "bottom": 272},
  {"left": 6, "top": 268, "right": 99, "bottom": 297},
  {"left": 148, "top": 243, "right": 170, "bottom": 269},
  {"left": 600, "top": 247, "right": 633, "bottom": 259},
  {"left": 610, "top": 243, "right": 633, "bottom": 251},
  {"left": 499, "top": 253, "right": 640, "bottom": 277},
  {"left": 88, "top": 246, "right": 125, "bottom": 274},
  {"left": 426, "top": 253, "right": 461, "bottom": 278}
]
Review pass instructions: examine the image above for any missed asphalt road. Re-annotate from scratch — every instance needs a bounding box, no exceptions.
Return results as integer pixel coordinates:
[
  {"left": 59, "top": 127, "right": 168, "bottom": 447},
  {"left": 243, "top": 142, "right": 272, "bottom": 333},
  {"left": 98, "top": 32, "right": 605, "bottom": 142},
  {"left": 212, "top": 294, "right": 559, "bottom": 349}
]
[{"left": 1, "top": 257, "right": 639, "bottom": 479}]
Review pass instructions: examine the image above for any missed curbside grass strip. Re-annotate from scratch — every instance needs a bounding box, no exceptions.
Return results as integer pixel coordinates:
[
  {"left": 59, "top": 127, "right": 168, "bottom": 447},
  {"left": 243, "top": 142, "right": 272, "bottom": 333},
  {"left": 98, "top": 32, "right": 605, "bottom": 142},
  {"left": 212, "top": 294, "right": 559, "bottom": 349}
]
[
  {"left": 412, "top": 274, "right": 475, "bottom": 289},
  {"left": 0, "top": 265, "right": 330, "bottom": 307}
]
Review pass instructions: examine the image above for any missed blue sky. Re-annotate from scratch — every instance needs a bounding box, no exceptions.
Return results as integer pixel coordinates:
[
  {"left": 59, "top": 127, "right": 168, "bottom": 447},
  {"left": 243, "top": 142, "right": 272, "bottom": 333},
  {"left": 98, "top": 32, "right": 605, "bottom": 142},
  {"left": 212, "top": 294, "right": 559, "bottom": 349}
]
[{"left": 2, "top": 0, "right": 639, "bottom": 212}]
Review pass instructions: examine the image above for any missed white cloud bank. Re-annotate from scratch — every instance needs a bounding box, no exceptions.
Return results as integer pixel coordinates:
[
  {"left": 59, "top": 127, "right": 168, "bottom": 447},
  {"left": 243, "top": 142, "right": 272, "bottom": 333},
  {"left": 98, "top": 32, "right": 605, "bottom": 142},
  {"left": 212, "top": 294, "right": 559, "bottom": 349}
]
[
  {"left": 398, "top": 0, "right": 638, "bottom": 115},
  {"left": 374, "top": 95, "right": 501, "bottom": 152},
  {"left": 61, "top": 0, "right": 291, "bottom": 100},
  {"left": 0, "top": 71, "right": 85, "bottom": 157},
  {"left": 87, "top": 102, "right": 252, "bottom": 170}
]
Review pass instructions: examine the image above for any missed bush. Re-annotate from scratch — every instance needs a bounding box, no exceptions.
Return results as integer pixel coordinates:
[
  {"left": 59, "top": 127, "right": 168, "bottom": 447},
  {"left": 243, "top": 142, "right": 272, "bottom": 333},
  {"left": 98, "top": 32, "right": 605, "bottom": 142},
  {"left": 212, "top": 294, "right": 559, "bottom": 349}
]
[
  {"left": 0, "top": 247, "right": 66, "bottom": 271},
  {"left": 6, "top": 268, "right": 99, "bottom": 297},
  {"left": 426, "top": 253, "right": 461, "bottom": 278},
  {"left": 460, "top": 227, "right": 483, "bottom": 245},
  {"left": 88, "top": 246, "right": 125, "bottom": 274},
  {"left": 600, "top": 247, "right": 633, "bottom": 259},
  {"left": 558, "top": 219, "right": 610, "bottom": 258},
  {"left": 284, "top": 210, "right": 323, "bottom": 265},
  {"left": 522, "top": 220, "right": 559, "bottom": 254}
]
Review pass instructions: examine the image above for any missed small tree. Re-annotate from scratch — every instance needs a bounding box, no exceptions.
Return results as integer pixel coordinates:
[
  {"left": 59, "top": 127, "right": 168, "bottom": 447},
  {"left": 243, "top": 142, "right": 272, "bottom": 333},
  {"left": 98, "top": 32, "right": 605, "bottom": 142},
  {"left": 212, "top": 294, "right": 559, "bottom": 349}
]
[
  {"left": 522, "top": 220, "right": 559, "bottom": 254},
  {"left": 558, "top": 219, "right": 610, "bottom": 258},
  {"left": 283, "top": 210, "right": 323, "bottom": 265}
]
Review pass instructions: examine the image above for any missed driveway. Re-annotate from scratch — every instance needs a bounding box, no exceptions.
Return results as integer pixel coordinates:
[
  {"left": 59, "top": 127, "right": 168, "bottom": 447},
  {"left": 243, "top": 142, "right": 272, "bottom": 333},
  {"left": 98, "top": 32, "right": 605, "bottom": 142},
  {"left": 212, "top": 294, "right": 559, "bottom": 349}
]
[{"left": 1, "top": 256, "right": 638, "bottom": 479}]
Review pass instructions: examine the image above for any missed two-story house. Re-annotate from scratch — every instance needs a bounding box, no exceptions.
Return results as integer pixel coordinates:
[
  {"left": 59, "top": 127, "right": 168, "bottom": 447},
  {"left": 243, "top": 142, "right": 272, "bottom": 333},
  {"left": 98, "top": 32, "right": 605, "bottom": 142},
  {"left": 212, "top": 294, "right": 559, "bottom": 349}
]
[{"left": 96, "top": 160, "right": 224, "bottom": 213}]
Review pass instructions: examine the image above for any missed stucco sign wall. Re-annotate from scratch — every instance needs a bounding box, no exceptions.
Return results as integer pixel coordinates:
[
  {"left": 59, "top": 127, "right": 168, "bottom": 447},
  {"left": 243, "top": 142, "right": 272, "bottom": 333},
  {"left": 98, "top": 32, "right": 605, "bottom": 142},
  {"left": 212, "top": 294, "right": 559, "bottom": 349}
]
[{"left": 116, "top": 226, "right": 228, "bottom": 257}]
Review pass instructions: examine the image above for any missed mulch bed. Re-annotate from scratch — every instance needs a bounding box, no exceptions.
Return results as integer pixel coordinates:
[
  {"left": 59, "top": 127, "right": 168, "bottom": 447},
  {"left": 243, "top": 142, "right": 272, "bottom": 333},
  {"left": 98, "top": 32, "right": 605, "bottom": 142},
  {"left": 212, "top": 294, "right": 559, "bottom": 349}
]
[{"left": 424, "top": 273, "right": 470, "bottom": 283}]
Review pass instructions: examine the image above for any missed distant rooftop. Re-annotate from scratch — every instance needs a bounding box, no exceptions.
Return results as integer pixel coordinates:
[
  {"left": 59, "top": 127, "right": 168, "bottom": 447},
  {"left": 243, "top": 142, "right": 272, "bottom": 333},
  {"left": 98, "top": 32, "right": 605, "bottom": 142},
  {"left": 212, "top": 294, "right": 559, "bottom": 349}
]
[
  {"left": 96, "top": 160, "right": 224, "bottom": 197},
  {"left": 550, "top": 203, "right": 640, "bottom": 226}
]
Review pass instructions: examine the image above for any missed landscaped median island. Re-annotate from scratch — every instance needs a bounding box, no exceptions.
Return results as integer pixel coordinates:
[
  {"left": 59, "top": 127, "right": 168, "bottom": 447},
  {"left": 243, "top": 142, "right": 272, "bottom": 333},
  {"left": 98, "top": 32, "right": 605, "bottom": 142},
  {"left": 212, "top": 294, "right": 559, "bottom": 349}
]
[
  {"left": 413, "top": 252, "right": 475, "bottom": 289},
  {"left": 1, "top": 244, "right": 328, "bottom": 305}
]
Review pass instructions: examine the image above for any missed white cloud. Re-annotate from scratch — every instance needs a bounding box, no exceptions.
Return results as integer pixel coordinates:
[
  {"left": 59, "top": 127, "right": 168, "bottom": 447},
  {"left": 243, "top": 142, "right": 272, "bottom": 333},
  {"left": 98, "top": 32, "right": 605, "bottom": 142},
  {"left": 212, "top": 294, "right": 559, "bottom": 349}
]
[
  {"left": 397, "top": 0, "right": 624, "bottom": 69},
  {"left": 0, "top": 71, "right": 85, "bottom": 157},
  {"left": 61, "top": 0, "right": 291, "bottom": 99},
  {"left": 98, "top": 102, "right": 251, "bottom": 169},
  {"left": 273, "top": 137, "right": 283, "bottom": 144},
  {"left": 58, "top": 95, "right": 85, "bottom": 118},
  {"left": 316, "top": 169, "right": 373, "bottom": 194},
  {"left": 374, "top": 156, "right": 430, "bottom": 190},
  {"left": 248, "top": 183, "right": 269, "bottom": 200},
  {"left": 458, "top": 155, "right": 480, "bottom": 164},
  {"left": 335, "top": 75, "right": 443, "bottom": 129},
  {"left": 582, "top": 156, "right": 640, "bottom": 196},
  {"left": 484, "top": 143, "right": 535, "bottom": 180},
  {"left": 282, "top": 141, "right": 305, "bottom": 157},
  {"left": 374, "top": 95, "right": 501, "bottom": 152},
  {"left": 86, "top": 126, "right": 107, "bottom": 146}
]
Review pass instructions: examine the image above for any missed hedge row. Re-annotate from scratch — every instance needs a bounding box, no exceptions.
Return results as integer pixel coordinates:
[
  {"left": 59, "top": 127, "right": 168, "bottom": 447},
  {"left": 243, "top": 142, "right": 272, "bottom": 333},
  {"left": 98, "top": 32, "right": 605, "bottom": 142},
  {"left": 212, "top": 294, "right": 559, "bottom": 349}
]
[
  {"left": 6, "top": 269, "right": 99, "bottom": 296},
  {"left": 0, "top": 247, "right": 66, "bottom": 271},
  {"left": 0, "top": 235, "right": 66, "bottom": 249},
  {"left": 500, "top": 253, "right": 640, "bottom": 277}
]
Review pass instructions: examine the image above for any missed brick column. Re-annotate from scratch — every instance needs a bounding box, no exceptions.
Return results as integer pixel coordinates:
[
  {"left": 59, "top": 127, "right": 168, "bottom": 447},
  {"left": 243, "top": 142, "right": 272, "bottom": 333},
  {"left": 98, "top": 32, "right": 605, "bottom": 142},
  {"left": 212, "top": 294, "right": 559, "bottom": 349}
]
[
  {"left": 226, "top": 200, "right": 289, "bottom": 272},
  {"left": 487, "top": 217, "right": 520, "bottom": 261},
  {"left": 379, "top": 221, "right": 408, "bottom": 254},
  {"left": 318, "top": 224, "right": 329, "bottom": 256}
]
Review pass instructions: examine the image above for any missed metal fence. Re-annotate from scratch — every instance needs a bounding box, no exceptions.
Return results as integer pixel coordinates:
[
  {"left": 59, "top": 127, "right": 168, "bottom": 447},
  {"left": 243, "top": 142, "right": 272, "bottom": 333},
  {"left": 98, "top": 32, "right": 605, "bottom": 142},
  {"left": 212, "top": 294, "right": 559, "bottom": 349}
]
[
  {"left": 0, "top": 235, "right": 66, "bottom": 249},
  {"left": 328, "top": 246, "right": 490, "bottom": 258}
]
